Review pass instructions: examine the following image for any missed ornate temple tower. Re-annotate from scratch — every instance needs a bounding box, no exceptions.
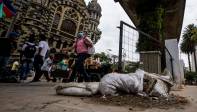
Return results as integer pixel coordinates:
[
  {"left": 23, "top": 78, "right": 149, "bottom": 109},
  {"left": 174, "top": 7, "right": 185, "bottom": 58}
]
[{"left": 87, "top": 0, "right": 102, "bottom": 44}]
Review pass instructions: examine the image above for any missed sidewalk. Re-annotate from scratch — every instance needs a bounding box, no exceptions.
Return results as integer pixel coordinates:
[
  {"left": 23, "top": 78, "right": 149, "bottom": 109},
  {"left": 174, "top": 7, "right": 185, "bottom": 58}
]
[{"left": 0, "top": 83, "right": 196, "bottom": 112}]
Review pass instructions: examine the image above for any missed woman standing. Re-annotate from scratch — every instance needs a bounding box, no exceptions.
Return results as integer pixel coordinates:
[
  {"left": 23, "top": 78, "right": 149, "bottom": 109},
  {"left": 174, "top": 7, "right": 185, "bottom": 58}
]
[{"left": 69, "top": 32, "right": 93, "bottom": 82}]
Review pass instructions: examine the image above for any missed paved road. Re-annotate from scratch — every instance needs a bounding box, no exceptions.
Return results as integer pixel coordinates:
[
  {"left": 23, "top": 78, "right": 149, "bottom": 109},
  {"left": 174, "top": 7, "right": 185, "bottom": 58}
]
[{"left": 0, "top": 83, "right": 196, "bottom": 112}]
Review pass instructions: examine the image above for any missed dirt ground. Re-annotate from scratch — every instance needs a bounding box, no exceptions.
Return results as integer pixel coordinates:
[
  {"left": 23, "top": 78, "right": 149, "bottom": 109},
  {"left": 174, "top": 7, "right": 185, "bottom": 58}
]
[{"left": 0, "top": 82, "right": 197, "bottom": 112}]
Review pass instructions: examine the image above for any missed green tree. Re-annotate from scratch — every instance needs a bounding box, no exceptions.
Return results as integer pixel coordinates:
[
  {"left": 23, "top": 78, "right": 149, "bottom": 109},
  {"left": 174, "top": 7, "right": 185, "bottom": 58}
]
[
  {"left": 94, "top": 52, "right": 111, "bottom": 64},
  {"left": 180, "top": 24, "right": 197, "bottom": 71},
  {"left": 135, "top": 0, "right": 166, "bottom": 70}
]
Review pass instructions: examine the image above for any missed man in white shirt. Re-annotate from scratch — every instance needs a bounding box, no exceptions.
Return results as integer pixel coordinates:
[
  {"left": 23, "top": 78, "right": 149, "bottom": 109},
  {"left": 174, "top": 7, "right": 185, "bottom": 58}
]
[
  {"left": 38, "top": 39, "right": 49, "bottom": 59},
  {"left": 32, "top": 34, "right": 50, "bottom": 82}
]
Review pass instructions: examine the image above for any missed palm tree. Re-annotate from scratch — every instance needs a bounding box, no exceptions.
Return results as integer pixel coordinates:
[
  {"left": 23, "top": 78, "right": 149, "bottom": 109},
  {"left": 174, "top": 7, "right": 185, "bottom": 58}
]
[{"left": 180, "top": 24, "right": 197, "bottom": 71}]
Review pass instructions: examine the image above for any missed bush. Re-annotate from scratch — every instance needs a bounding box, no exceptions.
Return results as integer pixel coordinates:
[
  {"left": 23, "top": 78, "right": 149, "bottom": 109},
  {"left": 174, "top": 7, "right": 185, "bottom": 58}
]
[{"left": 185, "top": 72, "right": 197, "bottom": 85}]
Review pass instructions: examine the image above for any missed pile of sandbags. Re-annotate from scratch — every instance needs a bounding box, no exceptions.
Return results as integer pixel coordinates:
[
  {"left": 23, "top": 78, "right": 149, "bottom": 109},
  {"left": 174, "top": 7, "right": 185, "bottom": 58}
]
[
  {"left": 99, "top": 69, "right": 173, "bottom": 97},
  {"left": 55, "top": 69, "right": 173, "bottom": 98}
]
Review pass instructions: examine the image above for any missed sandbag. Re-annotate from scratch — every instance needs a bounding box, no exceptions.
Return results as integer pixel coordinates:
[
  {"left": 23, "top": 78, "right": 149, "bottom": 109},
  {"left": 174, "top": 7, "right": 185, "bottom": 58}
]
[
  {"left": 144, "top": 70, "right": 173, "bottom": 97},
  {"left": 99, "top": 69, "right": 173, "bottom": 97},
  {"left": 56, "top": 82, "right": 99, "bottom": 96},
  {"left": 99, "top": 69, "right": 145, "bottom": 96},
  {"left": 149, "top": 79, "right": 170, "bottom": 97}
]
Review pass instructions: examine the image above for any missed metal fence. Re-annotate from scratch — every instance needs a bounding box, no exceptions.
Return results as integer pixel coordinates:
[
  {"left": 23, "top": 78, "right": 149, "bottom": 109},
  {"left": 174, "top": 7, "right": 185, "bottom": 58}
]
[
  {"left": 118, "top": 21, "right": 139, "bottom": 72},
  {"left": 118, "top": 21, "right": 174, "bottom": 78}
]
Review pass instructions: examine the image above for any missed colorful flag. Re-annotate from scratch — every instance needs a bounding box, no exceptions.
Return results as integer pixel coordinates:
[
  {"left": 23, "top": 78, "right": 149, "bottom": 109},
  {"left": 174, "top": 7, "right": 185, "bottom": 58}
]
[
  {"left": 3, "top": 4, "right": 15, "bottom": 18},
  {"left": 0, "top": 0, "right": 16, "bottom": 18},
  {"left": 3, "top": 0, "right": 16, "bottom": 13},
  {"left": 0, "top": 3, "right": 4, "bottom": 18}
]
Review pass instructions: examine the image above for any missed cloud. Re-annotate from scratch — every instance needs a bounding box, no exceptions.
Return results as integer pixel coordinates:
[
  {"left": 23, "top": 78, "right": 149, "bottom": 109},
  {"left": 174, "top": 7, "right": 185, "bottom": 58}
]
[{"left": 85, "top": 0, "right": 132, "bottom": 55}]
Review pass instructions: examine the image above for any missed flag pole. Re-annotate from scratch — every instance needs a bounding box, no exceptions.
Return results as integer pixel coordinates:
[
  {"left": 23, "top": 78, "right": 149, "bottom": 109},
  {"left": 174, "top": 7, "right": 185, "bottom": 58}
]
[{"left": 5, "top": 14, "right": 17, "bottom": 38}]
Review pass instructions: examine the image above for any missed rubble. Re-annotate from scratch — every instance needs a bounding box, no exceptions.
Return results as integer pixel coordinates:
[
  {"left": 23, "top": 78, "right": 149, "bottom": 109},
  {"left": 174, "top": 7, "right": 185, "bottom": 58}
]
[{"left": 85, "top": 94, "right": 189, "bottom": 110}]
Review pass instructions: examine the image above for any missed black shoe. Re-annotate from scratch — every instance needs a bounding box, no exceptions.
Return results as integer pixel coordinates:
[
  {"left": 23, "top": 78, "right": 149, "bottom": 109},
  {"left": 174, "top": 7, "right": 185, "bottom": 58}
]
[
  {"left": 30, "top": 80, "right": 41, "bottom": 83},
  {"left": 52, "top": 78, "right": 57, "bottom": 82}
]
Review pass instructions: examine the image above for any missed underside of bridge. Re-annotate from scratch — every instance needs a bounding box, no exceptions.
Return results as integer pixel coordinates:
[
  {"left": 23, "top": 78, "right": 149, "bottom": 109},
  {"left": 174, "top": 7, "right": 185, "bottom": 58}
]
[{"left": 115, "top": 0, "right": 186, "bottom": 40}]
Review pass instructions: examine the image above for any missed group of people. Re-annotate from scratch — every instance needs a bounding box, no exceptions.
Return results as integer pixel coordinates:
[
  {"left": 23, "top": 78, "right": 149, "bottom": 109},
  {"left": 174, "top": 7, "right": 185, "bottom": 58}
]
[{"left": 0, "top": 31, "right": 95, "bottom": 83}]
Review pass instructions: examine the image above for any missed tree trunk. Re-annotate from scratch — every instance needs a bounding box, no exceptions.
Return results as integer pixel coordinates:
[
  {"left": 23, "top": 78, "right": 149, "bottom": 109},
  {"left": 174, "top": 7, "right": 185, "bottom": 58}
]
[
  {"left": 193, "top": 50, "right": 197, "bottom": 72},
  {"left": 188, "top": 53, "right": 191, "bottom": 72}
]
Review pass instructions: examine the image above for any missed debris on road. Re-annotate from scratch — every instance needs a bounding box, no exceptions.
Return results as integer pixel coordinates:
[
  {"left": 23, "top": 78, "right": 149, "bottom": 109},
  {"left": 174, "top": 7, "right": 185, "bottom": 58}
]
[{"left": 85, "top": 94, "right": 189, "bottom": 110}]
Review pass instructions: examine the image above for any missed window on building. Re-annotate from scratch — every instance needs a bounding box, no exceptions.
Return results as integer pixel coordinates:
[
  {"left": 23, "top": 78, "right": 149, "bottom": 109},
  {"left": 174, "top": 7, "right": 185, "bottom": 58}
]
[
  {"left": 56, "top": 40, "right": 62, "bottom": 49},
  {"left": 64, "top": 8, "right": 79, "bottom": 22},
  {"left": 48, "top": 38, "right": 54, "bottom": 46},
  {"left": 63, "top": 41, "right": 67, "bottom": 48},
  {"left": 61, "top": 19, "right": 76, "bottom": 35}
]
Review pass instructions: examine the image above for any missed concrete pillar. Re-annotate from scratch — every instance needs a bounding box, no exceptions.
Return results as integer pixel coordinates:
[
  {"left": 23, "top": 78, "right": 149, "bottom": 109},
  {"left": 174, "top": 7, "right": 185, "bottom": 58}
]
[
  {"left": 140, "top": 51, "right": 161, "bottom": 74},
  {"left": 191, "top": 46, "right": 197, "bottom": 72},
  {"left": 165, "top": 39, "right": 183, "bottom": 89}
]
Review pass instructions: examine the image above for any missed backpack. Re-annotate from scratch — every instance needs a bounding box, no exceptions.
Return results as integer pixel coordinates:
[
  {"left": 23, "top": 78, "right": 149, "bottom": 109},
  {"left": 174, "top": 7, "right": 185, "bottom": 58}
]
[
  {"left": 83, "top": 38, "right": 95, "bottom": 55},
  {"left": 87, "top": 46, "right": 95, "bottom": 55},
  {"left": 24, "top": 43, "right": 36, "bottom": 58}
]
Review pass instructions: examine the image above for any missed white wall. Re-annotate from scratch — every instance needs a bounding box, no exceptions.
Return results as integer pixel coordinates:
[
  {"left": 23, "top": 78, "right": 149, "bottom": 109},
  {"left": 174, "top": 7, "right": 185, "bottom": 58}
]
[{"left": 165, "top": 39, "right": 183, "bottom": 89}]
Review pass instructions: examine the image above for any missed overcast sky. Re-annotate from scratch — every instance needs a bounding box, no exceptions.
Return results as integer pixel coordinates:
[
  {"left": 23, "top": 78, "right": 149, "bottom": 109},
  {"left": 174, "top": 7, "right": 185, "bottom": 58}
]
[{"left": 85, "top": 0, "right": 197, "bottom": 66}]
